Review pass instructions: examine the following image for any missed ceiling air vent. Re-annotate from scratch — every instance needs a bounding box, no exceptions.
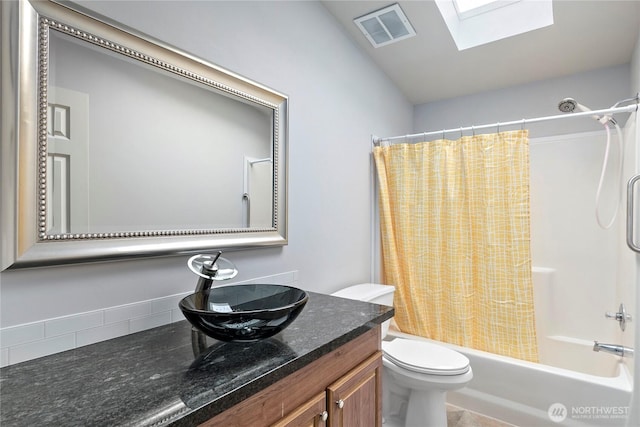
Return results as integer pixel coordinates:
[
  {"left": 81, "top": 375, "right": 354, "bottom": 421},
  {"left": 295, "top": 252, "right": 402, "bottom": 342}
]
[{"left": 354, "top": 3, "right": 416, "bottom": 48}]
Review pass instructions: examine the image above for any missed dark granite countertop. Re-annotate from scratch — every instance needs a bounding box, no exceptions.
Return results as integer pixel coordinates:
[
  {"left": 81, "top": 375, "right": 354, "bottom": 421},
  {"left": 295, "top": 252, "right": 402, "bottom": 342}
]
[{"left": 0, "top": 291, "right": 393, "bottom": 426}]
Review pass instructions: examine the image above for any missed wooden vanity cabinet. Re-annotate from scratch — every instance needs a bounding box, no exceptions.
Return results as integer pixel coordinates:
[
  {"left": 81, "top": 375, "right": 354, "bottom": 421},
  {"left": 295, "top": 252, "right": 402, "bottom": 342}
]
[
  {"left": 326, "top": 352, "right": 381, "bottom": 427},
  {"left": 272, "top": 352, "right": 382, "bottom": 427},
  {"left": 201, "top": 327, "right": 382, "bottom": 427},
  {"left": 270, "top": 392, "right": 327, "bottom": 427}
]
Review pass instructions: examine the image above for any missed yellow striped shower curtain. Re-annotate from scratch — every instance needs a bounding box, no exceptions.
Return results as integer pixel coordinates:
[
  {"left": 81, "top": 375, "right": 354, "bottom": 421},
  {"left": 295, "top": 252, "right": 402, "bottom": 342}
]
[{"left": 373, "top": 130, "right": 538, "bottom": 362}]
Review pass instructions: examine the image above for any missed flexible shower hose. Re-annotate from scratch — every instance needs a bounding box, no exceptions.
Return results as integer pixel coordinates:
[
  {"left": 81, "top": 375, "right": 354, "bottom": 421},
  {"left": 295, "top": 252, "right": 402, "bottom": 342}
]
[{"left": 595, "top": 120, "right": 625, "bottom": 229}]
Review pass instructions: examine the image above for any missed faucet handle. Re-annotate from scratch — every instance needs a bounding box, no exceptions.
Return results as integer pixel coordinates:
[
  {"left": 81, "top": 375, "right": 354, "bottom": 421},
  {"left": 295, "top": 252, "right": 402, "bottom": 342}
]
[
  {"left": 605, "top": 303, "right": 632, "bottom": 331},
  {"left": 188, "top": 253, "right": 238, "bottom": 291}
]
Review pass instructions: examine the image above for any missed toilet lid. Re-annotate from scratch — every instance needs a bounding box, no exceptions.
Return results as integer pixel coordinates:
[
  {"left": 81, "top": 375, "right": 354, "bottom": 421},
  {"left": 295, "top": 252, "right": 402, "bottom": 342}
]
[{"left": 382, "top": 339, "right": 470, "bottom": 376}]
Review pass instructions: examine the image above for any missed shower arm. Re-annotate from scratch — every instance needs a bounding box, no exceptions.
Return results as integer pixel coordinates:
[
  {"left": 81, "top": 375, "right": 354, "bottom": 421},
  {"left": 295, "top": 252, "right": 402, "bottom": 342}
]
[{"left": 373, "top": 103, "right": 638, "bottom": 146}]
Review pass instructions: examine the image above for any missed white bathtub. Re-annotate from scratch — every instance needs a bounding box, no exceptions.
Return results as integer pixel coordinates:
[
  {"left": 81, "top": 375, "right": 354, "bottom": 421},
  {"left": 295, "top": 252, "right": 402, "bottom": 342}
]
[{"left": 386, "top": 328, "right": 633, "bottom": 427}]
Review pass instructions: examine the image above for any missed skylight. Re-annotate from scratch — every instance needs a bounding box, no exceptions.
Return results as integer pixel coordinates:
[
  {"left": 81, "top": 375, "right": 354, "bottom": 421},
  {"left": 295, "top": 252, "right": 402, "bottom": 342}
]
[
  {"left": 436, "top": 0, "right": 553, "bottom": 51},
  {"left": 453, "top": 0, "right": 520, "bottom": 20}
]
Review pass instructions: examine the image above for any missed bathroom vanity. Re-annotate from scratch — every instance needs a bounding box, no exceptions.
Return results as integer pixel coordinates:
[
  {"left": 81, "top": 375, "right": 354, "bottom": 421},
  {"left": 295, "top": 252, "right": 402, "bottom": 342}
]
[{"left": 0, "top": 292, "right": 393, "bottom": 426}]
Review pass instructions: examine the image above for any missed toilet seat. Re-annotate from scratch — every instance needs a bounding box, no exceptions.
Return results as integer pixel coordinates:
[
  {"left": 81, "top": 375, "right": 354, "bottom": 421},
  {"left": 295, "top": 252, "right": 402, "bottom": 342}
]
[{"left": 382, "top": 339, "right": 470, "bottom": 376}]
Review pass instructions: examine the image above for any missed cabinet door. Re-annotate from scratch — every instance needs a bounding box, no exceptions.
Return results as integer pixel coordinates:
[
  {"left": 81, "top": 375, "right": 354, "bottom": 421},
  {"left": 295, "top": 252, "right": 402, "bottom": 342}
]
[
  {"left": 326, "top": 352, "right": 382, "bottom": 427},
  {"left": 271, "top": 392, "right": 327, "bottom": 427}
]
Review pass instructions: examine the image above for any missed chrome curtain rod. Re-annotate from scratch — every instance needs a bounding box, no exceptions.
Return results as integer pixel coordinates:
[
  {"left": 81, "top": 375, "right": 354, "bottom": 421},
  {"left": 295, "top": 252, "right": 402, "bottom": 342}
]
[{"left": 372, "top": 103, "right": 639, "bottom": 146}]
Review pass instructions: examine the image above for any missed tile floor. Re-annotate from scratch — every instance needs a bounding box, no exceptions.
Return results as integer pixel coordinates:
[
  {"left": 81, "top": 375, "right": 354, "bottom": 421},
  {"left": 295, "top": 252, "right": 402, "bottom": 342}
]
[
  {"left": 385, "top": 404, "right": 517, "bottom": 427},
  {"left": 447, "top": 405, "right": 517, "bottom": 427}
]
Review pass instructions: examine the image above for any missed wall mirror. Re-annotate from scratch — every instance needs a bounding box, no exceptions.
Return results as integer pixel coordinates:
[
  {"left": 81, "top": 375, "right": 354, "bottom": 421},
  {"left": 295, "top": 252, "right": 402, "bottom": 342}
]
[{"left": 0, "top": 0, "right": 288, "bottom": 270}]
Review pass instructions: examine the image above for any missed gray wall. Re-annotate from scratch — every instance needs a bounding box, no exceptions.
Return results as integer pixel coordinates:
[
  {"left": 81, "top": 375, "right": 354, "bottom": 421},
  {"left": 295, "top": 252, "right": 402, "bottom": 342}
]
[
  {"left": 414, "top": 64, "right": 631, "bottom": 139},
  {"left": 633, "top": 16, "right": 640, "bottom": 96},
  {"left": 0, "top": 1, "right": 412, "bottom": 327}
]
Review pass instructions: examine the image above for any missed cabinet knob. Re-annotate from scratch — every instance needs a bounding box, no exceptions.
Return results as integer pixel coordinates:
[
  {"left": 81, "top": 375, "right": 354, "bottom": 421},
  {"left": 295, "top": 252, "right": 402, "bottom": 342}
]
[
  {"left": 336, "top": 399, "right": 345, "bottom": 409},
  {"left": 320, "top": 411, "right": 328, "bottom": 422}
]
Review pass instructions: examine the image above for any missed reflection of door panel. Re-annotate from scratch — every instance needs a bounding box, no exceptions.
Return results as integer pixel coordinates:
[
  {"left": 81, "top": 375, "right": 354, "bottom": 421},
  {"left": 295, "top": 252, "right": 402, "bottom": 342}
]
[
  {"left": 250, "top": 161, "right": 273, "bottom": 227},
  {"left": 243, "top": 157, "right": 273, "bottom": 228},
  {"left": 46, "top": 154, "right": 70, "bottom": 233},
  {"left": 47, "top": 87, "right": 89, "bottom": 234}
]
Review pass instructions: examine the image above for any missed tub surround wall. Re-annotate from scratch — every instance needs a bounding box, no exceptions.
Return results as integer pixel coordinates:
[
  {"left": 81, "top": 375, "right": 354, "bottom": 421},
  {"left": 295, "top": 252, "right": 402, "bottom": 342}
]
[
  {"left": 0, "top": 1, "right": 412, "bottom": 336},
  {"left": 616, "top": 115, "right": 637, "bottom": 384},
  {"left": 529, "top": 130, "right": 628, "bottom": 344}
]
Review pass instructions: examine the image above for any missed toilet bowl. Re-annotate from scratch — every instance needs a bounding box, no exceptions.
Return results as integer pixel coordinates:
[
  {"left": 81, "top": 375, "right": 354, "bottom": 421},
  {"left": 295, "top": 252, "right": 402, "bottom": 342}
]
[{"left": 331, "top": 284, "right": 473, "bottom": 427}]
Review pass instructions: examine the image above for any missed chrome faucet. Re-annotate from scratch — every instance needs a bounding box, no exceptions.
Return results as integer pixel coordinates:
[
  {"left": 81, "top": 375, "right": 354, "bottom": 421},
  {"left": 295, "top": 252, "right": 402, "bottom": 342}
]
[
  {"left": 605, "top": 303, "right": 632, "bottom": 331},
  {"left": 593, "top": 341, "right": 634, "bottom": 358},
  {"left": 195, "top": 251, "right": 223, "bottom": 292}
]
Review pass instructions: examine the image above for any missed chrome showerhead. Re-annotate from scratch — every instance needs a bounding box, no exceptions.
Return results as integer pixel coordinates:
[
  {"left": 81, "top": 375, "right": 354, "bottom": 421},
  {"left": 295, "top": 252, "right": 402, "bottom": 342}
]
[{"left": 558, "top": 98, "right": 578, "bottom": 113}]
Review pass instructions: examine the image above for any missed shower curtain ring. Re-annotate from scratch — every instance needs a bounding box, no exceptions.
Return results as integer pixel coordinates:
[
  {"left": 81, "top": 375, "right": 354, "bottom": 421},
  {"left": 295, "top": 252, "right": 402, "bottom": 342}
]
[
  {"left": 521, "top": 119, "right": 525, "bottom": 130},
  {"left": 471, "top": 125, "right": 475, "bottom": 136},
  {"left": 442, "top": 129, "right": 446, "bottom": 140},
  {"left": 460, "top": 127, "right": 463, "bottom": 138},
  {"left": 497, "top": 122, "right": 501, "bottom": 133}
]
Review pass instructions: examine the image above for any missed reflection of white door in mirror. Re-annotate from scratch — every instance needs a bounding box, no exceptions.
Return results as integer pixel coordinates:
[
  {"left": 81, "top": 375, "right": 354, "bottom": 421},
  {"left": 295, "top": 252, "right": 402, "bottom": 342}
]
[
  {"left": 243, "top": 157, "right": 273, "bottom": 228},
  {"left": 46, "top": 87, "right": 89, "bottom": 235}
]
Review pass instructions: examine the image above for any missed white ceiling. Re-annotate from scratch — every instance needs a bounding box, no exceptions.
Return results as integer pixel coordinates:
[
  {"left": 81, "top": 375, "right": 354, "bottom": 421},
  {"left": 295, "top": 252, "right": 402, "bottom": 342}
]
[{"left": 321, "top": 0, "right": 640, "bottom": 105}]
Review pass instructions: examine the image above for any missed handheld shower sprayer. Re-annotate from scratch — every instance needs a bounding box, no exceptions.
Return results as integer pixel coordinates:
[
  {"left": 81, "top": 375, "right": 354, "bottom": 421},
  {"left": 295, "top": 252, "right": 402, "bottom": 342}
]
[
  {"left": 557, "top": 97, "right": 624, "bottom": 229},
  {"left": 557, "top": 98, "right": 578, "bottom": 113},
  {"left": 558, "top": 97, "right": 615, "bottom": 125}
]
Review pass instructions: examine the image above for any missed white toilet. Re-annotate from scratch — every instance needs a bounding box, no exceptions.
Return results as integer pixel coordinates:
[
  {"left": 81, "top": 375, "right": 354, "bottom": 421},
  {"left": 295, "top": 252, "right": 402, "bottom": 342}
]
[{"left": 332, "top": 284, "right": 473, "bottom": 427}]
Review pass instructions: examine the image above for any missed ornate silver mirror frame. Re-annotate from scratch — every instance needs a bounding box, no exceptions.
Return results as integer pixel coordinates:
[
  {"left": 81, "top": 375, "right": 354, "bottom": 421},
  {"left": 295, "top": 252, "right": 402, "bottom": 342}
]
[{"left": 0, "top": 0, "right": 288, "bottom": 270}]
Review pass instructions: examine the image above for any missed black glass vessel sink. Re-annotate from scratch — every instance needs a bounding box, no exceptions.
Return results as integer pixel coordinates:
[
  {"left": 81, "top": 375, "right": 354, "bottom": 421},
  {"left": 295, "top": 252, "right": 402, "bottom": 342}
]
[{"left": 179, "top": 284, "right": 308, "bottom": 342}]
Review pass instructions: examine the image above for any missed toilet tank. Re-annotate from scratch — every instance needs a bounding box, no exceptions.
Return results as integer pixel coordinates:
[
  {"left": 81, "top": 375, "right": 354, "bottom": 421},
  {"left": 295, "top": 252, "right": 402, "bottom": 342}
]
[{"left": 331, "top": 284, "right": 395, "bottom": 337}]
